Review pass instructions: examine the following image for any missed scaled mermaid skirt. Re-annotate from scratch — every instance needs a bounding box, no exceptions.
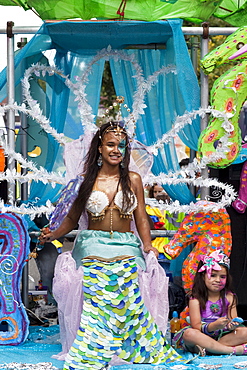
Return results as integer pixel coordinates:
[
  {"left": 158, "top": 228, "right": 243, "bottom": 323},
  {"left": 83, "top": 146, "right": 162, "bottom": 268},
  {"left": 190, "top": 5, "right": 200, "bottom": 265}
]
[
  {"left": 64, "top": 256, "right": 180, "bottom": 369},
  {"left": 53, "top": 230, "right": 175, "bottom": 366}
]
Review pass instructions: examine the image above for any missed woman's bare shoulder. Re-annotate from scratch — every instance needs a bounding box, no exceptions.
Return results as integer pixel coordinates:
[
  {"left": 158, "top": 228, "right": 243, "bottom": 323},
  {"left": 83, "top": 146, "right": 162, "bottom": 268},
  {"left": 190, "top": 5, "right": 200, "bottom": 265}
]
[
  {"left": 129, "top": 171, "right": 143, "bottom": 190},
  {"left": 129, "top": 171, "right": 142, "bottom": 181}
]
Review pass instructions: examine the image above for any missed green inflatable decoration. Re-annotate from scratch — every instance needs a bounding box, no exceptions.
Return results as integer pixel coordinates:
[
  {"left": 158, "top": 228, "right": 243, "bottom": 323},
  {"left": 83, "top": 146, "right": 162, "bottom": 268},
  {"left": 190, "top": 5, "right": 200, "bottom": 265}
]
[
  {"left": 198, "top": 26, "right": 247, "bottom": 169},
  {"left": 1, "top": 0, "right": 247, "bottom": 26},
  {"left": 0, "top": 0, "right": 228, "bottom": 23},
  {"left": 2, "top": 0, "right": 247, "bottom": 26},
  {"left": 214, "top": 0, "right": 247, "bottom": 27}
]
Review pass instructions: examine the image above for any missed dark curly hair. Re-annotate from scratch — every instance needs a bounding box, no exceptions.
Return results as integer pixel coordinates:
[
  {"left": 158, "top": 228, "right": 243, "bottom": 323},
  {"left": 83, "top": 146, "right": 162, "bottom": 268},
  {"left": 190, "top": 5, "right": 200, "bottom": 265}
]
[{"left": 73, "top": 122, "right": 135, "bottom": 216}]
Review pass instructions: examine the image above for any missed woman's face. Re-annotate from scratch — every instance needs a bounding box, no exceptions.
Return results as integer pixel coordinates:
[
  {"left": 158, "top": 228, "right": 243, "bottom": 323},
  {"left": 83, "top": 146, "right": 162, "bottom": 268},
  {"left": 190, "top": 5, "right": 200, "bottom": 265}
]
[
  {"left": 204, "top": 266, "right": 227, "bottom": 293},
  {"left": 99, "top": 131, "right": 126, "bottom": 167}
]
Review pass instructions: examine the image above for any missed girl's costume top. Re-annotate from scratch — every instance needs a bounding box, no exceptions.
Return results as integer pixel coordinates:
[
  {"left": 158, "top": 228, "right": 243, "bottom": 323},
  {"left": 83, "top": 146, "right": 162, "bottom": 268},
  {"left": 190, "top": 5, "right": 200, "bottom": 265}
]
[
  {"left": 200, "top": 297, "right": 230, "bottom": 339},
  {"left": 174, "top": 295, "right": 232, "bottom": 349},
  {"left": 201, "top": 297, "right": 229, "bottom": 325}
]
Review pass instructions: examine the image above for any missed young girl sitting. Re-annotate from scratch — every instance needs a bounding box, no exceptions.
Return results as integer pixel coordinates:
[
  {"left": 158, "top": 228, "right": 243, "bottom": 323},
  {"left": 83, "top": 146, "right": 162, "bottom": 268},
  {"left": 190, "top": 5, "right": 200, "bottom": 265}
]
[{"left": 174, "top": 249, "right": 247, "bottom": 356}]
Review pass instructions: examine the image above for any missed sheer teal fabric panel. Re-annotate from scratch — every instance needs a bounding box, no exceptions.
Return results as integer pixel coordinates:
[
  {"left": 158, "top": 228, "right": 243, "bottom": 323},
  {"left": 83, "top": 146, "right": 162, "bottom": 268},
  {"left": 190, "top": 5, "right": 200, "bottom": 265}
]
[
  {"left": 110, "top": 21, "right": 199, "bottom": 203},
  {"left": 167, "top": 19, "right": 201, "bottom": 150},
  {"left": 26, "top": 51, "right": 105, "bottom": 207},
  {"left": 0, "top": 34, "right": 53, "bottom": 102},
  {"left": 0, "top": 20, "right": 200, "bottom": 206},
  {"left": 27, "top": 52, "right": 72, "bottom": 206},
  {"left": 0, "top": 26, "right": 105, "bottom": 207}
]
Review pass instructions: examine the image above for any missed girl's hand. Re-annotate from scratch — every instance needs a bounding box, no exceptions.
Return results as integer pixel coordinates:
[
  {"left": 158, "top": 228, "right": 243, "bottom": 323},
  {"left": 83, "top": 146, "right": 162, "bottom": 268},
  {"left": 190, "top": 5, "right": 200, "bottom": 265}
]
[
  {"left": 38, "top": 227, "right": 55, "bottom": 245},
  {"left": 228, "top": 321, "right": 238, "bottom": 331},
  {"left": 227, "top": 317, "right": 244, "bottom": 331},
  {"left": 143, "top": 245, "right": 159, "bottom": 258},
  {"left": 212, "top": 317, "right": 230, "bottom": 331}
]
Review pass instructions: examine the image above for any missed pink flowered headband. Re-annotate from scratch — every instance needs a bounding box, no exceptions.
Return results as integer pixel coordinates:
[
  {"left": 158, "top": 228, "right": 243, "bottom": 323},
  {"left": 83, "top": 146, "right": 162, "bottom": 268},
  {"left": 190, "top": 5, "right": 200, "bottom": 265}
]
[{"left": 198, "top": 250, "right": 230, "bottom": 279}]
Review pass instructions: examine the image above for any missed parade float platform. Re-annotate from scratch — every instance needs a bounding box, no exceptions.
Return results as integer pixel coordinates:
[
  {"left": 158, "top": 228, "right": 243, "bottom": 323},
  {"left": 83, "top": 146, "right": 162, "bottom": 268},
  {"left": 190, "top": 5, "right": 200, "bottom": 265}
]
[{"left": 1, "top": 325, "right": 247, "bottom": 370}]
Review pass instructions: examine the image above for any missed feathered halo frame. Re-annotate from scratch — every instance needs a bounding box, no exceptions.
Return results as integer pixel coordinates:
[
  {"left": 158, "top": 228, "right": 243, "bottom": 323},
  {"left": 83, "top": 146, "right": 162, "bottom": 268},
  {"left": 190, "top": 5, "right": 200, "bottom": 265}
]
[{"left": 0, "top": 46, "right": 237, "bottom": 219}]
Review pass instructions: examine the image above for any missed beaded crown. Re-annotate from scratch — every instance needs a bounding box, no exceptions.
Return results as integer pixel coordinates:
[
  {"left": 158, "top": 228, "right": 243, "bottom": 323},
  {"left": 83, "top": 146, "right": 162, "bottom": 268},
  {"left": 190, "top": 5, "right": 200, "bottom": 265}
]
[{"left": 98, "top": 96, "right": 135, "bottom": 141}]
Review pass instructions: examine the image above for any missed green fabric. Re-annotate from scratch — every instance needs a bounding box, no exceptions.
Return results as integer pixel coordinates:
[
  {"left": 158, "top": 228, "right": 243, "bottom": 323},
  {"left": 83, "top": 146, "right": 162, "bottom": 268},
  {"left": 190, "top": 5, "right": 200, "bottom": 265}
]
[
  {"left": 0, "top": 0, "right": 19, "bottom": 4},
  {"left": 0, "top": 0, "right": 221, "bottom": 22},
  {"left": 15, "top": 0, "right": 29, "bottom": 8},
  {"left": 213, "top": 0, "right": 247, "bottom": 27},
  {"left": 2, "top": 0, "right": 247, "bottom": 26},
  {"left": 0, "top": 0, "right": 30, "bottom": 9},
  {"left": 26, "top": 0, "right": 99, "bottom": 20}
]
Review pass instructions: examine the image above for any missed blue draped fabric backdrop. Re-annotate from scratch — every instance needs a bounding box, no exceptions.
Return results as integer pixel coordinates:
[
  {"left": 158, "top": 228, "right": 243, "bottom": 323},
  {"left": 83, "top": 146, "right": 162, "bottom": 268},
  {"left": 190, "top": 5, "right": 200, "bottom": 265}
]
[{"left": 0, "top": 19, "right": 200, "bottom": 219}]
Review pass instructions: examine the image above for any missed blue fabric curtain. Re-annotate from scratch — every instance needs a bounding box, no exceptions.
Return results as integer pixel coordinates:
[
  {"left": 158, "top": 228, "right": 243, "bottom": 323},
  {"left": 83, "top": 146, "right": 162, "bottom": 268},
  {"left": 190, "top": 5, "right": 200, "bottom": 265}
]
[
  {"left": 26, "top": 52, "right": 105, "bottom": 207},
  {"left": 0, "top": 32, "right": 105, "bottom": 209},
  {"left": 110, "top": 20, "right": 200, "bottom": 203},
  {"left": 0, "top": 20, "right": 200, "bottom": 209}
]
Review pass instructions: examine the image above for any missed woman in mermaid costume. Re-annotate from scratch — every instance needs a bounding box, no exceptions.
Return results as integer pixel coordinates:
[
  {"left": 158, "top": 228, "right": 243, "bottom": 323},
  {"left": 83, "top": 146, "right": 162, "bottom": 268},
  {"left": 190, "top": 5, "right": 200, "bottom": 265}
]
[{"left": 39, "top": 122, "right": 181, "bottom": 369}]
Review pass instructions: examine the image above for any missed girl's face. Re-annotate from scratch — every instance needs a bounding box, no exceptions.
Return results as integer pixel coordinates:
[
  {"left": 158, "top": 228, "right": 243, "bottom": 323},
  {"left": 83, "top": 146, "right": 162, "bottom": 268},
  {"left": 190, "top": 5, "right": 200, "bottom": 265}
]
[
  {"left": 153, "top": 185, "right": 164, "bottom": 198},
  {"left": 99, "top": 132, "right": 127, "bottom": 166},
  {"left": 204, "top": 266, "right": 227, "bottom": 293}
]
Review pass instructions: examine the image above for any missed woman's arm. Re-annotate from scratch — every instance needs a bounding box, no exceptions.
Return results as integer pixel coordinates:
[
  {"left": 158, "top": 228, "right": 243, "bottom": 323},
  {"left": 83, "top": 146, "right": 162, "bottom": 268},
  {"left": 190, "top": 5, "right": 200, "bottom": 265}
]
[
  {"left": 131, "top": 172, "right": 159, "bottom": 258},
  {"left": 39, "top": 200, "right": 82, "bottom": 244}
]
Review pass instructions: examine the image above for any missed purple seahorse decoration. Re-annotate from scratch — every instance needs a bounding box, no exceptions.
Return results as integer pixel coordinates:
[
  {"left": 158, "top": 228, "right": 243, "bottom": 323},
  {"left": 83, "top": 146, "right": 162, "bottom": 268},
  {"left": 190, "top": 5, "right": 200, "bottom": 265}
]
[
  {"left": 0, "top": 212, "right": 29, "bottom": 345},
  {"left": 232, "top": 161, "right": 247, "bottom": 213}
]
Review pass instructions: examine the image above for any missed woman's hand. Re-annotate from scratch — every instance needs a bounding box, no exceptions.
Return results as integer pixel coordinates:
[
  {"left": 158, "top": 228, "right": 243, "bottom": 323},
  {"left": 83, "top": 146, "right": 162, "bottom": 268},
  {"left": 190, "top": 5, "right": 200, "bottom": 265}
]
[
  {"left": 38, "top": 227, "right": 56, "bottom": 245},
  {"left": 143, "top": 245, "right": 159, "bottom": 258}
]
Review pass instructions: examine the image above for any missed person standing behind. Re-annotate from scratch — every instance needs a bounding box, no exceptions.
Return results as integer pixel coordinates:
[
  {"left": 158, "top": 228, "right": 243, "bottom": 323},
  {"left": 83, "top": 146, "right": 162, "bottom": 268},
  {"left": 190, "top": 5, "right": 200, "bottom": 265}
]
[{"left": 148, "top": 183, "right": 167, "bottom": 199}]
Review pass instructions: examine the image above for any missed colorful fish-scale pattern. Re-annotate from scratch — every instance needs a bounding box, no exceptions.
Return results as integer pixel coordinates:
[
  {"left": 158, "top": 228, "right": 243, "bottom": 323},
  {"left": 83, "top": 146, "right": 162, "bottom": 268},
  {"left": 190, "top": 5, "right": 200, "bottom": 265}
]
[
  {"left": 63, "top": 257, "right": 180, "bottom": 370},
  {"left": 164, "top": 206, "right": 232, "bottom": 292}
]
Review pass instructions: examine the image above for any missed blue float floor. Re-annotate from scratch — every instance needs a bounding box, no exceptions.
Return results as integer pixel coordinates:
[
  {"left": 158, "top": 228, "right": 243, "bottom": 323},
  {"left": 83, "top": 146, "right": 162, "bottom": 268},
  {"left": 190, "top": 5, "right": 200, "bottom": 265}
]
[
  {"left": 0, "top": 326, "right": 63, "bottom": 369},
  {"left": 1, "top": 326, "right": 247, "bottom": 369}
]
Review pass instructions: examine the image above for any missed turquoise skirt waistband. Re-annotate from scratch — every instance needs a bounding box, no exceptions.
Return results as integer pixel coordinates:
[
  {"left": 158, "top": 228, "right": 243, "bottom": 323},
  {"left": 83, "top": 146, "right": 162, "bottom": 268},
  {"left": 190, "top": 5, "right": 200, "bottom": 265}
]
[{"left": 72, "top": 229, "right": 146, "bottom": 271}]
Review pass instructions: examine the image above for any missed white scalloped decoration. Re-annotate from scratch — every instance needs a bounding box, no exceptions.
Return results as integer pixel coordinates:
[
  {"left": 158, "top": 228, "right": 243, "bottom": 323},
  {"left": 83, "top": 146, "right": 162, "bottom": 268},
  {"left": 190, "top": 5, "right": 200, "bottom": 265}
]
[
  {"left": 0, "top": 47, "right": 239, "bottom": 216},
  {"left": 86, "top": 190, "right": 110, "bottom": 216},
  {"left": 114, "top": 191, "right": 138, "bottom": 215}
]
